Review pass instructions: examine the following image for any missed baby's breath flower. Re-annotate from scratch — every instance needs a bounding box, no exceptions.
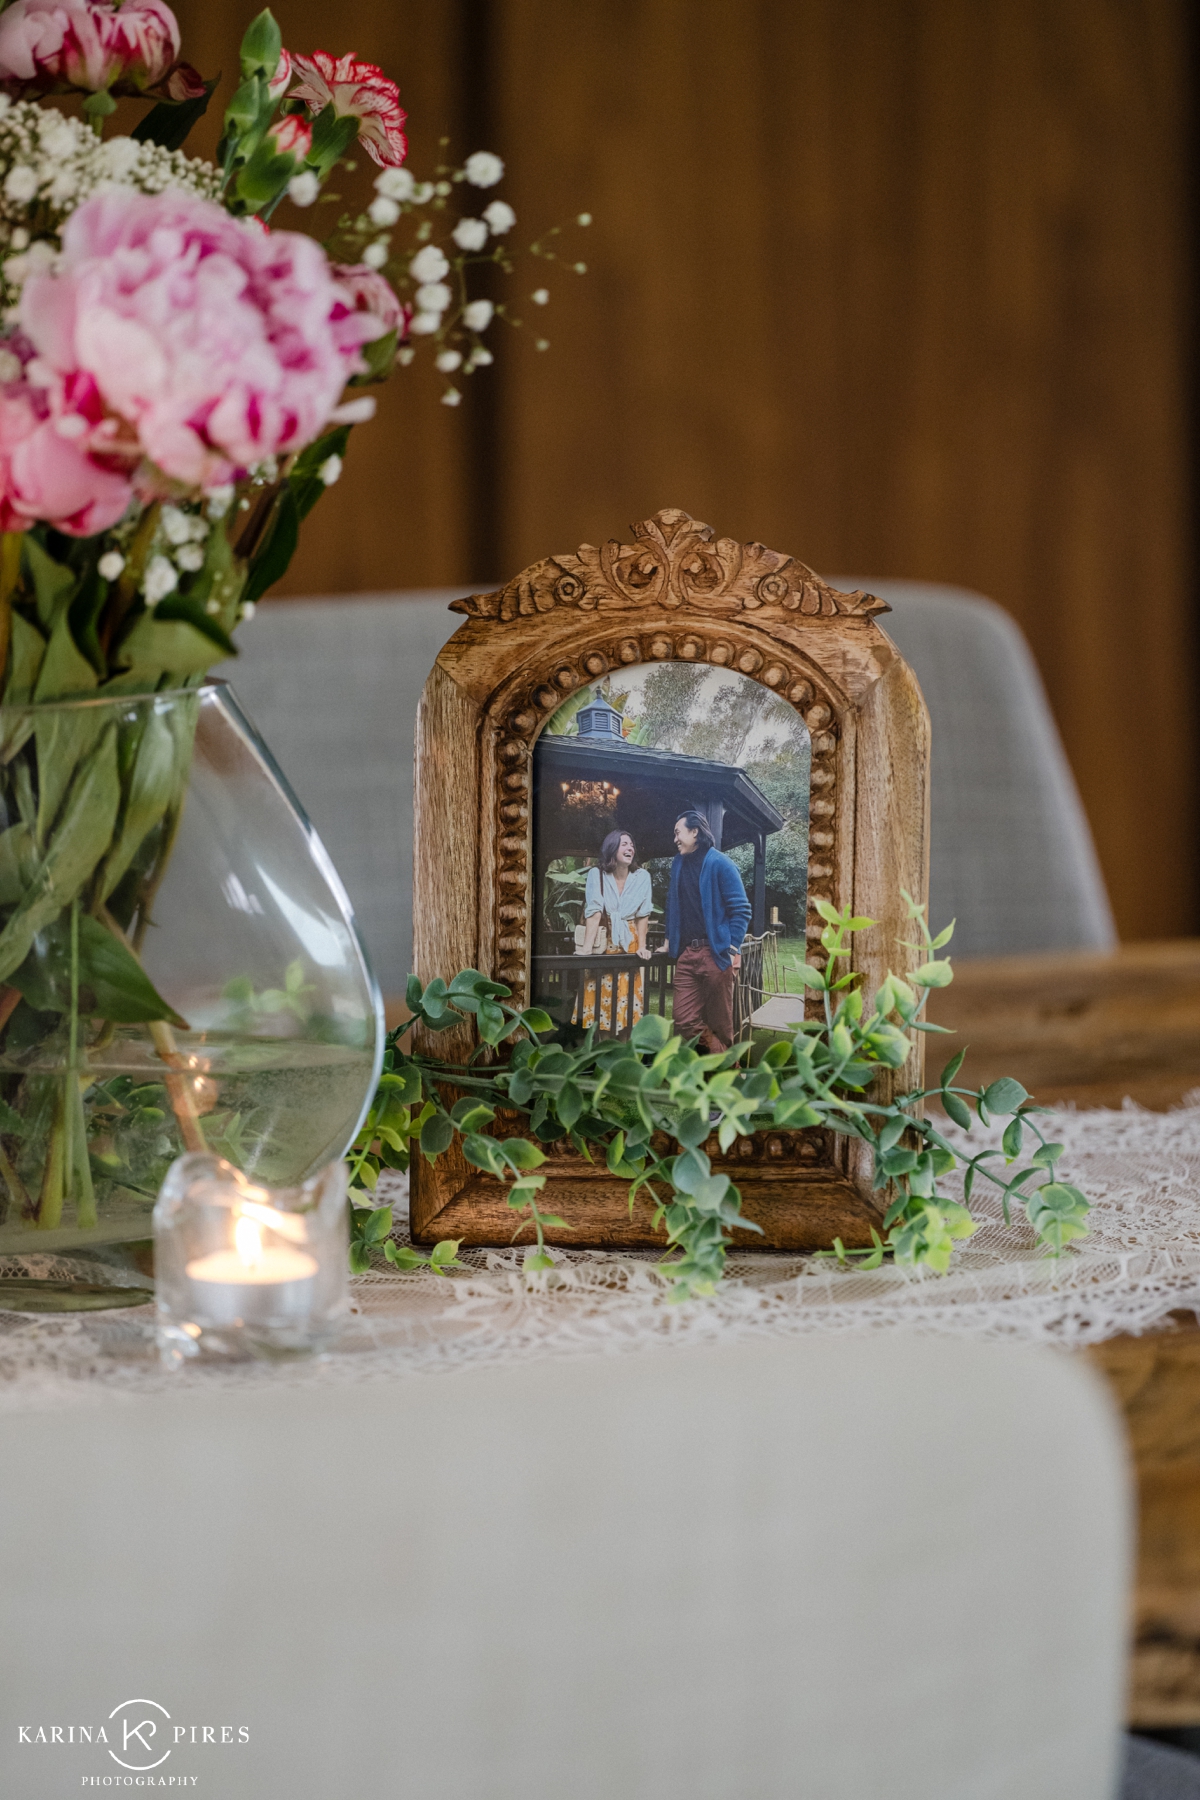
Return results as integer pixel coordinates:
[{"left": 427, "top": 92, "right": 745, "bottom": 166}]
[
  {"left": 408, "top": 311, "right": 440, "bottom": 336},
  {"left": 415, "top": 281, "right": 451, "bottom": 312},
  {"left": 440, "top": 386, "right": 462, "bottom": 406},
  {"left": 160, "top": 505, "right": 192, "bottom": 545},
  {"left": 143, "top": 555, "right": 177, "bottom": 603},
  {"left": 468, "top": 345, "right": 494, "bottom": 367},
  {"left": 411, "top": 181, "right": 434, "bottom": 204},
  {"left": 462, "top": 298, "right": 494, "bottom": 332},
  {"left": 288, "top": 171, "right": 320, "bottom": 207},
  {"left": 206, "top": 485, "right": 235, "bottom": 520},
  {"left": 452, "top": 217, "right": 488, "bottom": 252},
  {"left": 362, "top": 241, "right": 389, "bottom": 270},
  {"left": 97, "top": 551, "right": 125, "bottom": 580},
  {"left": 375, "top": 167, "right": 414, "bottom": 201},
  {"left": 532, "top": 288, "right": 549, "bottom": 305},
  {"left": 409, "top": 244, "right": 449, "bottom": 284},
  {"left": 4, "top": 167, "right": 37, "bottom": 203},
  {"left": 435, "top": 350, "right": 462, "bottom": 372},
  {"left": 464, "top": 151, "right": 504, "bottom": 188},
  {"left": 577, "top": 212, "right": 592, "bottom": 226},
  {"left": 175, "top": 543, "right": 205, "bottom": 572},
  {"left": 396, "top": 345, "right": 416, "bottom": 365},
  {"left": 368, "top": 195, "right": 400, "bottom": 228},
  {"left": 319, "top": 454, "right": 343, "bottom": 486},
  {"left": 482, "top": 199, "right": 515, "bottom": 234}
]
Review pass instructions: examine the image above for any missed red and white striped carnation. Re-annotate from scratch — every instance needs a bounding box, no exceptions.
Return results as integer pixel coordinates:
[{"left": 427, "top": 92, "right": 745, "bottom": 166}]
[{"left": 288, "top": 50, "right": 407, "bottom": 169}]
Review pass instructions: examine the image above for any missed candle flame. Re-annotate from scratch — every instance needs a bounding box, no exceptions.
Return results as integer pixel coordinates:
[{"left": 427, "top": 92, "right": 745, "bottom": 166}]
[
  {"left": 234, "top": 1215, "right": 263, "bottom": 1269},
  {"left": 237, "top": 1198, "right": 308, "bottom": 1245}
]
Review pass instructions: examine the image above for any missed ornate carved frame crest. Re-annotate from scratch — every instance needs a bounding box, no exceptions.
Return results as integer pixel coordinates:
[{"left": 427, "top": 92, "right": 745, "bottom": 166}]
[{"left": 411, "top": 508, "right": 930, "bottom": 1251}]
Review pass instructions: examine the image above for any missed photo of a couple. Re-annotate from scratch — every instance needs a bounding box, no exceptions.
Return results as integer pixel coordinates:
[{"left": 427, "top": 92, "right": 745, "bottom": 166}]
[{"left": 531, "top": 663, "right": 811, "bottom": 1048}]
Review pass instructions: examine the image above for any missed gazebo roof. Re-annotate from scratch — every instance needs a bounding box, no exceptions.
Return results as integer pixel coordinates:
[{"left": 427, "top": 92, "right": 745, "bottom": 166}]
[{"left": 533, "top": 732, "right": 784, "bottom": 862}]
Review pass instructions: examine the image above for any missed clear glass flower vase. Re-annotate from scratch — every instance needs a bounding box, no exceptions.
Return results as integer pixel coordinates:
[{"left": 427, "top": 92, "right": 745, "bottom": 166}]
[{"left": 0, "top": 683, "right": 382, "bottom": 1292}]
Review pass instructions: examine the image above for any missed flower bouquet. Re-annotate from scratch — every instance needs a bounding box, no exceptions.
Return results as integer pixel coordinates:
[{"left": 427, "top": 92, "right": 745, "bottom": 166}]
[{"left": 0, "top": 0, "right": 575, "bottom": 1279}]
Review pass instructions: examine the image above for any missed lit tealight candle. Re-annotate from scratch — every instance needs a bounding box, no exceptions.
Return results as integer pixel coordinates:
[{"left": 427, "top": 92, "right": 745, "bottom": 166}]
[{"left": 185, "top": 1210, "right": 318, "bottom": 1327}]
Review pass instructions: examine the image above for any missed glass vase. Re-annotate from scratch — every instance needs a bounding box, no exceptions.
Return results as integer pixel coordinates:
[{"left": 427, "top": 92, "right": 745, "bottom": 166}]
[{"left": 0, "top": 683, "right": 382, "bottom": 1293}]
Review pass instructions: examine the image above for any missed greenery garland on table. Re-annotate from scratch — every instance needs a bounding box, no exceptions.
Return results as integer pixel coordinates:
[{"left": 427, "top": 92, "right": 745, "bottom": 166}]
[{"left": 347, "top": 897, "right": 1092, "bottom": 1298}]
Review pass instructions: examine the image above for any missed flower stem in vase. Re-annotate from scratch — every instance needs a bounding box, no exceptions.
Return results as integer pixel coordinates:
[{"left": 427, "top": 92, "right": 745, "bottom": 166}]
[
  {"left": 148, "top": 1021, "right": 208, "bottom": 1155},
  {"left": 35, "top": 1086, "right": 66, "bottom": 1232}
]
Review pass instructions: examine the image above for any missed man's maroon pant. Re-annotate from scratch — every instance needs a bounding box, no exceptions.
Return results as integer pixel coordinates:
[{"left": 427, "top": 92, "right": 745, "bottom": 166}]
[{"left": 672, "top": 944, "right": 735, "bottom": 1051}]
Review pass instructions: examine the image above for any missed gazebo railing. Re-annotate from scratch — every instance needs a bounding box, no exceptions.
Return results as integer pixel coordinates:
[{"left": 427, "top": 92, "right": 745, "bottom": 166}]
[{"left": 531, "top": 953, "right": 673, "bottom": 1043}]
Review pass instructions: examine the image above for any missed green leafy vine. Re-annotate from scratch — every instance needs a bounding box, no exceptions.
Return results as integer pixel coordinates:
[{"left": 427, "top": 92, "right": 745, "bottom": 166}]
[{"left": 347, "top": 897, "right": 1090, "bottom": 1297}]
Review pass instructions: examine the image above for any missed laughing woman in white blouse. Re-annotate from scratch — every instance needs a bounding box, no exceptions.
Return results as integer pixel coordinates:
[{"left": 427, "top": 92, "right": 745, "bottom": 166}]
[{"left": 576, "top": 830, "right": 653, "bottom": 1033}]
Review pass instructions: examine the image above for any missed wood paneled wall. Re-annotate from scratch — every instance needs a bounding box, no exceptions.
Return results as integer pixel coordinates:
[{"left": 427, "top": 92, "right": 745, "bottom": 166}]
[{"left": 174, "top": 0, "right": 1192, "bottom": 939}]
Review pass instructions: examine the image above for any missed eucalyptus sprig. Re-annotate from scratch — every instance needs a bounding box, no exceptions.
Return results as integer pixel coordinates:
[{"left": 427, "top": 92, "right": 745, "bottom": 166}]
[{"left": 345, "top": 898, "right": 1090, "bottom": 1296}]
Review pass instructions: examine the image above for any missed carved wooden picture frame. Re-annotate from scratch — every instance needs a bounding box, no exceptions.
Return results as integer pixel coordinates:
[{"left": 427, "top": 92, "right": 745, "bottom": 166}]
[{"left": 411, "top": 508, "right": 930, "bottom": 1251}]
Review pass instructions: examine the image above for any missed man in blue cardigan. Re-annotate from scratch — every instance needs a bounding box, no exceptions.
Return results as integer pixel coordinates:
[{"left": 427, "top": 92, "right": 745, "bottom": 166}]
[{"left": 662, "top": 810, "right": 752, "bottom": 1052}]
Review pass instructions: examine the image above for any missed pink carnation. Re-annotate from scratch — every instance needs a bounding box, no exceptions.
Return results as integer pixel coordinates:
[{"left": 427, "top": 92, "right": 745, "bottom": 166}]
[
  {"left": 0, "top": 0, "right": 180, "bottom": 96},
  {"left": 18, "top": 189, "right": 381, "bottom": 490},
  {"left": 331, "top": 264, "right": 408, "bottom": 340},
  {"left": 289, "top": 51, "right": 407, "bottom": 168}
]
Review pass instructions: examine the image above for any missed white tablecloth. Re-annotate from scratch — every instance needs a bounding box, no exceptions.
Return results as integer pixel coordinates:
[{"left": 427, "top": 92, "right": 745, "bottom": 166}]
[{"left": 4, "top": 1100, "right": 1200, "bottom": 1408}]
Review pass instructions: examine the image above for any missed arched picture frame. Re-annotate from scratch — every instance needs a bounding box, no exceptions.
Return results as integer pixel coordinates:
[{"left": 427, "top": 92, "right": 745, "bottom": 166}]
[{"left": 411, "top": 508, "right": 930, "bottom": 1250}]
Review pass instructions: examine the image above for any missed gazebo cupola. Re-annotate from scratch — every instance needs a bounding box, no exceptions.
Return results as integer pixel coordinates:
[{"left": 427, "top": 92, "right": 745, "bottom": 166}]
[{"left": 574, "top": 694, "right": 627, "bottom": 744}]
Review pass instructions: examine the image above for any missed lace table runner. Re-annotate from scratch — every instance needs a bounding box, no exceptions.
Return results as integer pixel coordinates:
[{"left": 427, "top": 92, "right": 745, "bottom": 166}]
[{"left": 4, "top": 1099, "right": 1200, "bottom": 1408}]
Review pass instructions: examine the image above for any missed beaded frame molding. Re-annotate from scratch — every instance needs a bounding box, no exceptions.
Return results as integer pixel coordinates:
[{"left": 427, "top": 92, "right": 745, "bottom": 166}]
[{"left": 411, "top": 508, "right": 930, "bottom": 1250}]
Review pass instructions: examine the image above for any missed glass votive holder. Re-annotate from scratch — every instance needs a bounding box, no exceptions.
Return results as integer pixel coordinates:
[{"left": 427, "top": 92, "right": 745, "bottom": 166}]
[{"left": 153, "top": 1153, "right": 349, "bottom": 1367}]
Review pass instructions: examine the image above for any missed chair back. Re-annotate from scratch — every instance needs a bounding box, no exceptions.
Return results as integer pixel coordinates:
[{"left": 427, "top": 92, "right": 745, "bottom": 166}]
[
  {"left": 841, "top": 579, "right": 1116, "bottom": 957},
  {"left": 0, "top": 1335, "right": 1129, "bottom": 1799}
]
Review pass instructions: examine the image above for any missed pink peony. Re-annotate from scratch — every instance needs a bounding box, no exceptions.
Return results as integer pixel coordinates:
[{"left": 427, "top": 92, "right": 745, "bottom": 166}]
[
  {"left": 288, "top": 51, "right": 407, "bottom": 168},
  {"left": 331, "top": 264, "right": 408, "bottom": 340},
  {"left": 19, "top": 189, "right": 381, "bottom": 490},
  {"left": 0, "top": 0, "right": 180, "bottom": 96},
  {"left": 0, "top": 351, "right": 131, "bottom": 535}
]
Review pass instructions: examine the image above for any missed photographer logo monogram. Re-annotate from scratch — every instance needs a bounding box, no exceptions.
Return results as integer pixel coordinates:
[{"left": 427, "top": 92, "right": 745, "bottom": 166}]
[{"left": 17, "top": 1697, "right": 249, "bottom": 1784}]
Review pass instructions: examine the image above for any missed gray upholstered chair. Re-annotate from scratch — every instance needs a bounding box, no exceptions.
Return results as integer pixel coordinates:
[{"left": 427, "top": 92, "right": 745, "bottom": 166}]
[
  {"left": 230, "top": 579, "right": 1114, "bottom": 994},
  {"left": 0, "top": 1336, "right": 1130, "bottom": 1799},
  {"left": 850, "top": 579, "right": 1115, "bottom": 959}
]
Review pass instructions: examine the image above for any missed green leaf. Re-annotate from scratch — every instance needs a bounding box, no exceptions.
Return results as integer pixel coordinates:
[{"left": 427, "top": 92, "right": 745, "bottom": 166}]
[
  {"left": 501, "top": 1138, "right": 547, "bottom": 1172},
  {"left": 117, "top": 613, "right": 235, "bottom": 679},
  {"left": 419, "top": 1113, "right": 455, "bottom": 1158},
  {"left": 151, "top": 595, "right": 238, "bottom": 658},
  {"left": 814, "top": 899, "right": 843, "bottom": 926},
  {"left": 519, "top": 1007, "right": 554, "bottom": 1035},
  {"left": 0, "top": 822, "right": 33, "bottom": 906},
  {"left": 792, "top": 960, "right": 827, "bottom": 990},
  {"left": 100, "top": 705, "right": 180, "bottom": 901},
  {"left": 930, "top": 920, "right": 956, "bottom": 949},
  {"left": 1001, "top": 1115, "right": 1024, "bottom": 1158},
  {"left": 132, "top": 77, "right": 220, "bottom": 153},
  {"left": 981, "top": 1077, "right": 1028, "bottom": 1117},
  {"left": 0, "top": 723, "right": 120, "bottom": 984},
  {"left": 288, "top": 427, "right": 351, "bottom": 520},
  {"left": 449, "top": 1097, "right": 495, "bottom": 1132},
  {"left": 6, "top": 611, "right": 46, "bottom": 705},
  {"left": 940, "top": 1048, "right": 966, "bottom": 1087},
  {"left": 912, "top": 959, "right": 954, "bottom": 988},
  {"left": 23, "top": 536, "right": 76, "bottom": 634},
  {"left": 630, "top": 1012, "right": 670, "bottom": 1053},
  {"left": 772, "top": 1096, "right": 821, "bottom": 1128},
  {"left": 10, "top": 911, "right": 187, "bottom": 1025}
]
